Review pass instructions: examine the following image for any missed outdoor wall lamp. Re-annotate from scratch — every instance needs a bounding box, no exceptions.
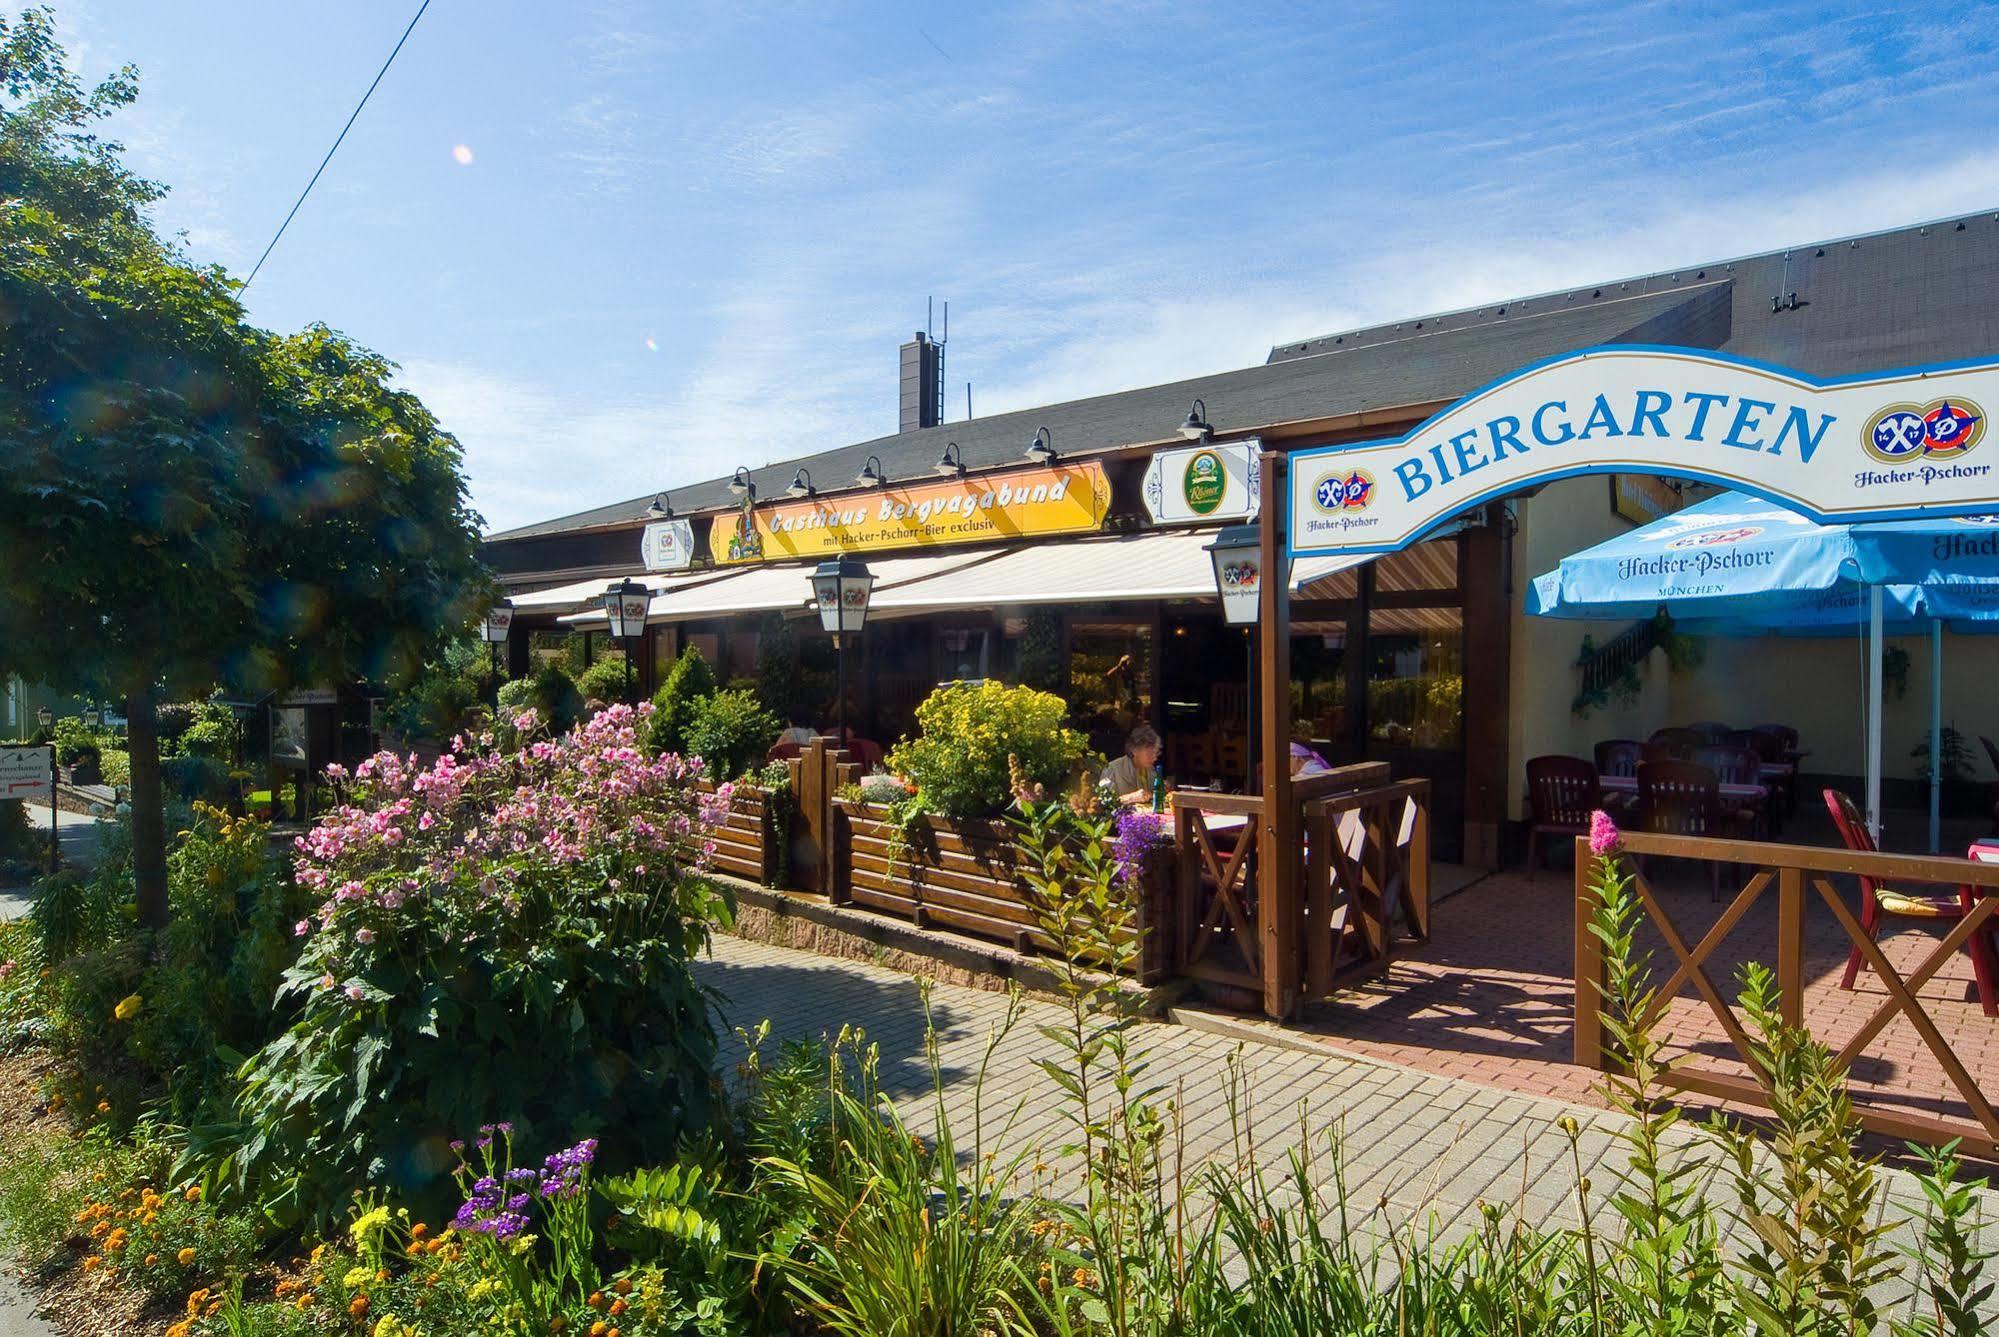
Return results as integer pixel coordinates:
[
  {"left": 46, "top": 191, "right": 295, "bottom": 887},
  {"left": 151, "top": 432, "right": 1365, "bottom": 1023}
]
[
  {"left": 644, "top": 492, "right": 673, "bottom": 519},
  {"left": 600, "top": 579, "right": 653, "bottom": 702},
  {"left": 785, "top": 468, "right": 817, "bottom": 500},
  {"left": 1025, "top": 427, "right": 1057, "bottom": 465},
  {"left": 810, "top": 557, "right": 875, "bottom": 742},
  {"left": 36, "top": 705, "right": 53, "bottom": 731},
  {"left": 1180, "top": 398, "right": 1212, "bottom": 441},
  {"left": 855, "top": 454, "right": 888, "bottom": 487},
  {"left": 82, "top": 704, "right": 101, "bottom": 729},
  {"left": 727, "top": 467, "right": 757, "bottom": 499},
  {"left": 934, "top": 442, "right": 966, "bottom": 477}
]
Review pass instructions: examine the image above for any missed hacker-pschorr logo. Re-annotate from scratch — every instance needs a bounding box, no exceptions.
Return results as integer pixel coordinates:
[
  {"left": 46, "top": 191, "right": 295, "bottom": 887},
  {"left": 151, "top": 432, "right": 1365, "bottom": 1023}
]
[{"left": 1864, "top": 398, "right": 1985, "bottom": 465}]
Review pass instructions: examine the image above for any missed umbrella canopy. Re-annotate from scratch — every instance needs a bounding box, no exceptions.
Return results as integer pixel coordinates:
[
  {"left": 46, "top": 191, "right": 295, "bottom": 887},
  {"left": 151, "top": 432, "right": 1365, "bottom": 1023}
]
[
  {"left": 1529, "top": 491, "right": 1999, "bottom": 848},
  {"left": 1527, "top": 493, "right": 1999, "bottom": 623}
]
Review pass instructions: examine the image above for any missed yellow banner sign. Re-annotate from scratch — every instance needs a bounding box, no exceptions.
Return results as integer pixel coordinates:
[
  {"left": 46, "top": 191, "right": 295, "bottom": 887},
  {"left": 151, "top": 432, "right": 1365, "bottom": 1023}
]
[{"left": 709, "top": 462, "right": 1111, "bottom": 564}]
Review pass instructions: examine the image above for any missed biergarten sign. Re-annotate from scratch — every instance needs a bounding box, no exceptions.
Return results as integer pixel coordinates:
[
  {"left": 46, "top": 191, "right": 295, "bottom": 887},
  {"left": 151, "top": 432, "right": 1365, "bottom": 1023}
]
[
  {"left": 640, "top": 518, "right": 696, "bottom": 571},
  {"left": 1288, "top": 346, "right": 1999, "bottom": 557},
  {"left": 709, "top": 461, "right": 1112, "bottom": 565},
  {"left": 1141, "top": 440, "right": 1260, "bottom": 523}
]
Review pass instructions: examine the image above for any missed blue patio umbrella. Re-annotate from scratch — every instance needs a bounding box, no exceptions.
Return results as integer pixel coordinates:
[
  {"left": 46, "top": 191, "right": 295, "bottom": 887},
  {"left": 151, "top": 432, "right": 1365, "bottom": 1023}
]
[{"left": 1529, "top": 493, "right": 1999, "bottom": 848}]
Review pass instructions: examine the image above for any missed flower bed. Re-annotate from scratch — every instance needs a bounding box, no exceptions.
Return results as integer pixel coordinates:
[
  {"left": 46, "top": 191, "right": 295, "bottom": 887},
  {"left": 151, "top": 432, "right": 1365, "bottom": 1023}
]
[
  {"left": 831, "top": 800, "right": 1172, "bottom": 980},
  {"left": 692, "top": 775, "right": 783, "bottom": 887}
]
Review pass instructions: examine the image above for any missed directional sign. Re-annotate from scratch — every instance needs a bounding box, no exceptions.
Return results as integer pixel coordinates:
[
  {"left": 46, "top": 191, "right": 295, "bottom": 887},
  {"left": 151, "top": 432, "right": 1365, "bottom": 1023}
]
[{"left": 0, "top": 746, "right": 53, "bottom": 801}]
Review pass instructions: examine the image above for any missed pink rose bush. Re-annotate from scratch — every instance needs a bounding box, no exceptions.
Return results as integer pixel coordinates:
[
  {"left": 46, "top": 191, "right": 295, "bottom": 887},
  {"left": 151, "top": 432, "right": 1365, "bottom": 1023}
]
[{"left": 228, "top": 704, "right": 738, "bottom": 1223}]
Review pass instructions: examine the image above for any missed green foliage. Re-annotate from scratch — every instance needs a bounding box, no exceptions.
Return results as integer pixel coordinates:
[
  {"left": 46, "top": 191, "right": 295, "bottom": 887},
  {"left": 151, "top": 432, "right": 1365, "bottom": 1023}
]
[
  {"left": 181, "top": 716, "right": 239, "bottom": 761},
  {"left": 685, "top": 687, "right": 779, "bottom": 781},
  {"left": 753, "top": 613, "right": 804, "bottom": 721},
  {"left": 1015, "top": 609, "right": 1066, "bottom": 693},
  {"left": 1914, "top": 725, "right": 1978, "bottom": 788},
  {"left": 49, "top": 716, "right": 101, "bottom": 766},
  {"left": 755, "top": 760, "right": 794, "bottom": 889},
  {"left": 0, "top": 12, "right": 489, "bottom": 925},
  {"left": 886, "top": 681, "right": 1090, "bottom": 820},
  {"left": 98, "top": 746, "right": 130, "bottom": 788},
  {"left": 163, "top": 754, "right": 232, "bottom": 803},
  {"left": 0, "top": 798, "right": 42, "bottom": 874},
  {"left": 574, "top": 650, "right": 633, "bottom": 703},
  {"left": 647, "top": 645, "right": 718, "bottom": 754}
]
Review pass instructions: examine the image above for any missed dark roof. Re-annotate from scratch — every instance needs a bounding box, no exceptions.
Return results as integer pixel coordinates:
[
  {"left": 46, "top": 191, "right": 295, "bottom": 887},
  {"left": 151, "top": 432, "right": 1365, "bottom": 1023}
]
[{"left": 488, "top": 209, "right": 1999, "bottom": 543}]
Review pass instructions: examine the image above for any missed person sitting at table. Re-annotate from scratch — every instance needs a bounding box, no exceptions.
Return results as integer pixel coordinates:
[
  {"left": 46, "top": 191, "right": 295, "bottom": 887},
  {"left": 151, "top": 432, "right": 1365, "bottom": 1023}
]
[
  {"left": 1290, "top": 738, "right": 1333, "bottom": 778},
  {"left": 773, "top": 711, "right": 815, "bottom": 749},
  {"left": 1098, "top": 724, "right": 1162, "bottom": 806}
]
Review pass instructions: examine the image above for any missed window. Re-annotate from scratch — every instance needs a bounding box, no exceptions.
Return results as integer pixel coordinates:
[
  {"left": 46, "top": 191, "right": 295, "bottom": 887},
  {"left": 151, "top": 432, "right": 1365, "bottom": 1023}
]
[
  {"left": 1365, "top": 606, "right": 1463, "bottom": 750},
  {"left": 1068, "top": 620, "right": 1153, "bottom": 755}
]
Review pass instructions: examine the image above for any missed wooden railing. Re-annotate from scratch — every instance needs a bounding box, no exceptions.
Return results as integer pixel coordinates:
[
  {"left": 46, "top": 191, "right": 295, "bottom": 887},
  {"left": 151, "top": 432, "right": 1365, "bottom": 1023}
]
[
  {"left": 1574, "top": 831, "right": 1999, "bottom": 1159},
  {"left": 1171, "top": 764, "right": 1432, "bottom": 1013}
]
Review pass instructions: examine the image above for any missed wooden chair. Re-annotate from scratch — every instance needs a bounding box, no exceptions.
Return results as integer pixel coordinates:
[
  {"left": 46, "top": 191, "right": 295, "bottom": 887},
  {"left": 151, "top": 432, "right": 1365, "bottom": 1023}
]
[
  {"left": 1637, "top": 760, "right": 1750, "bottom": 900},
  {"left": 1647, "top": 727, "right": 1702, "bottom": 759},
  {"left": 1825, "top": 787, "right": 1997, "bottom": 1015},
  {"left": 1524, "top": 755, "right": 1599, "bottom": 880},
  {"left": 1594, "top": 739, "right": 1644, "bottom": 778},
  {"left": 1695, "top": 744, "right": 1769, "bottom": 837},
  {"left": 1742, "top": 727, "right": 1798, "bottom": 819},
  {"left": 1216, "top": 734, "right": 1248, "bottom": 785}
]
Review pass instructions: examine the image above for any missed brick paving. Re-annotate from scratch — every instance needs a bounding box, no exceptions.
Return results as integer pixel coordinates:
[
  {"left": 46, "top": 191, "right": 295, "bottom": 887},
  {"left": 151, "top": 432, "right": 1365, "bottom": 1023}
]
[
  {"left": 1297, "top": 852, "right": 1999, "bottom": 1155},
  {"left": 696, "top": 932, "right": 1993, "bottom": 1321}
]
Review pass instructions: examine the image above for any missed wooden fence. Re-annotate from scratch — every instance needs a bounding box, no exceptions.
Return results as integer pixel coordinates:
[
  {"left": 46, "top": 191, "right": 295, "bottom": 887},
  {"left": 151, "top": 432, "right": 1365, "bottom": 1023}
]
[{"left": 1574, "top": 830, "right": 1999, "bottom": 1159}]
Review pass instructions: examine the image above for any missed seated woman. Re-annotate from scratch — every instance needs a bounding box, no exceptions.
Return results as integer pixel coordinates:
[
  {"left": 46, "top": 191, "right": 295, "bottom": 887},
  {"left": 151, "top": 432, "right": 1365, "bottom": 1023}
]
[
  {"left": 1098, "top": 724, "right": 1162, "bottom": 806},
  {"left": 773, "top": 711, "right": 816, "bottom": 748},
  {"left": 1289, "top": 738, "right": 1333, "bottom": 778}
]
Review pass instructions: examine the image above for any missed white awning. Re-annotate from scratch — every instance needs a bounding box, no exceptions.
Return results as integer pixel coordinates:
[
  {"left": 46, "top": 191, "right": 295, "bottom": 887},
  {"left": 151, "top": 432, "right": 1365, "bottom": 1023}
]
[
  {"left": 864, "top": 528, "right": 1372, "bottom": 611},
  {"left": 508, "top": 569, "right": 726, "bottom": 613},
  {"left": 562, "top": 549, "right": 1005, "bottom": 626}
]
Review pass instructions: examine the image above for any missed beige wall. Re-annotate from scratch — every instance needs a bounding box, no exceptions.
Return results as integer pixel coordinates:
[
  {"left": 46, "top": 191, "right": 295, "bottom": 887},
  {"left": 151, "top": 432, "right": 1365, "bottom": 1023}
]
[{"left": 1508, "top": 478, "right": 1999, "bottom": 818}]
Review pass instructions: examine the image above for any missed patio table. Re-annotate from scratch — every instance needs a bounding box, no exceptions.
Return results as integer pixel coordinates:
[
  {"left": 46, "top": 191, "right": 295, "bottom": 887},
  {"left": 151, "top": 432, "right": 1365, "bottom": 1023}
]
[{"left": 1598, "top": 774, "right": 1768, "bottom": 804}]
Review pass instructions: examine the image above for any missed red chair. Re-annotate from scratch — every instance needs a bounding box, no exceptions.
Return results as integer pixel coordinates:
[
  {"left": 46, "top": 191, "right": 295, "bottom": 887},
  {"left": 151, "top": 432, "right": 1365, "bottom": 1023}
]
[
  {"left": 1825, "top": 788, "right": 1997, "bottom": 1015},
  {"left": 1637, "top": 760, "right": 1751, "bottom": 900},
  {"left": 1524, "top": 755, "right": 1600, "bottom": 880}
]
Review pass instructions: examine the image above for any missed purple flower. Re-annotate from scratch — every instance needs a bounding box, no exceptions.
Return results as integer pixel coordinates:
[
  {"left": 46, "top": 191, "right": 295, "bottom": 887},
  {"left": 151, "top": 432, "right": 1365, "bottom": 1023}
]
[
  {"left": 1110, "top": 808, "right": 1169, "bottom": 887},
  {"left": 1588, "top": 809, "right": 1621, "bottom": 858}
]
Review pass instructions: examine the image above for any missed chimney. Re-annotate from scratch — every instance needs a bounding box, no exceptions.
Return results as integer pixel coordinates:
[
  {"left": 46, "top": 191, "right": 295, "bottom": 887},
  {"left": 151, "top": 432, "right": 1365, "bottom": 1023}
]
[{"left": 899, "top": 330, "right": 943, "bottom": 433}]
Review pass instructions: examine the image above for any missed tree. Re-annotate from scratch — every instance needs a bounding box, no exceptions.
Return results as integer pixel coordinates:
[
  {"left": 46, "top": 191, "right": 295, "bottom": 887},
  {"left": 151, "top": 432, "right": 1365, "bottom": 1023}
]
[{"left": 0, "top": 8, "right": 487, "bottom": 924}]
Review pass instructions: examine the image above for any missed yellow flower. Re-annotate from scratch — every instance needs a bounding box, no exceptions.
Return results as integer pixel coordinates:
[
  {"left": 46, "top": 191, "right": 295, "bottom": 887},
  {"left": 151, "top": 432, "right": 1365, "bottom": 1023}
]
[
  {"left": 80, "top": 1256, "right": 101, "bottom": 1273},
  {"left": 183, "top": 1185, "right": 201, "bottom": 1202},
  {"left": 113, "top": 994, "right": 142, "bottom": 1021},
  {"left": 350, "top": 1205, "right": 392, "bottom": 1243},
  {"left": 343, "top": 1266, "right": 372, "bottom": 1289},
  {"left": 176, "top": 1247, "right": 196, "bottom": 1266}
]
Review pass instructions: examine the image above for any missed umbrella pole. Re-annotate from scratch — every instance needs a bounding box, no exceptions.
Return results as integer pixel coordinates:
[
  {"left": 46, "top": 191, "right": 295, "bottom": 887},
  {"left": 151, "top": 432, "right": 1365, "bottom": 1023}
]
[
  {"left": 1867, "top": 586, "right": 1884, "bottom": 843},
  {"left": 1931, "top": 618, "right": 1943, "bottom": 854}
]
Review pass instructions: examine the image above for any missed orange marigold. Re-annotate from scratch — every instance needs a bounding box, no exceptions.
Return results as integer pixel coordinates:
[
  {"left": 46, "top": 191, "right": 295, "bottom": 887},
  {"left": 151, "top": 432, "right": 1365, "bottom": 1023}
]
[
  {"left": 348, "top": 1294, "right": 369, "bottom": 1318},
  {"left": 176, "top": 1247, "right": 196, "bottom": 1266},
  {"left": 608, "top": 1298, "right": 627, "bottom": 1317}
]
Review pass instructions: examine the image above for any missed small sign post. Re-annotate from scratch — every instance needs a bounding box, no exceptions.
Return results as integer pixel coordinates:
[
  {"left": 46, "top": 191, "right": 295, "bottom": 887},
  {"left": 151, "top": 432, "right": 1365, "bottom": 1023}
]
[{"left": 0, "top": 745, "right": 57, "bottom": 873}]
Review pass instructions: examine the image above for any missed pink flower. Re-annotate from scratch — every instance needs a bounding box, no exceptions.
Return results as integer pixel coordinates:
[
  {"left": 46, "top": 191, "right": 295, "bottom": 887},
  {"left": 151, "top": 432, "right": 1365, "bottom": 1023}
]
[
  {"left": 1588, "top": 809, "right": 1620, "bottom": 857},
  {"left": 344, "top": 983, "right": 365, "bottom": 1002},
  {"left": 0, "top": 960, "right": 15, "bottom": 981},
  {"left": 294, "top": 920, "right": 312, "bottom": 937},
  {"left": 355, "top": 928, "right": 376, "bottom": 945}
]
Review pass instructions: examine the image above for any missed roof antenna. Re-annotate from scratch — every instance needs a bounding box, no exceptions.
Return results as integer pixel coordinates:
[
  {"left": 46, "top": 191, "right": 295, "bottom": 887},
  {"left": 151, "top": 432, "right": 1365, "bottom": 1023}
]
[{"left": 966, "top": 382, "right": 973, "bottom": 420}]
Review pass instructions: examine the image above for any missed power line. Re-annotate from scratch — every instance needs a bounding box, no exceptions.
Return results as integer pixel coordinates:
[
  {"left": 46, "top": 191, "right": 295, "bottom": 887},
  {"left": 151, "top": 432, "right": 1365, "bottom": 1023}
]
[{"left": 241, "top": 0, "right": 431, "bottom": 293}]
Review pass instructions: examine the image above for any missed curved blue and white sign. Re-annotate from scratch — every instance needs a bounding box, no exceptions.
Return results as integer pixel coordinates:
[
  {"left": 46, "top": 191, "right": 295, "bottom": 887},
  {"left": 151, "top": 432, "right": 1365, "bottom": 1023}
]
[{"left": 1288, "top": 346, "right": 1999, "bottom": 557}]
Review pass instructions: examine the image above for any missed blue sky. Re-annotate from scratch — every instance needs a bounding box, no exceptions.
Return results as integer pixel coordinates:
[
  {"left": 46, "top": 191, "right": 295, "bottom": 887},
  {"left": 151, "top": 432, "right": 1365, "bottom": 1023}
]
[{"left": 55, "top": 1, "right": 1999, "bottom": 533}]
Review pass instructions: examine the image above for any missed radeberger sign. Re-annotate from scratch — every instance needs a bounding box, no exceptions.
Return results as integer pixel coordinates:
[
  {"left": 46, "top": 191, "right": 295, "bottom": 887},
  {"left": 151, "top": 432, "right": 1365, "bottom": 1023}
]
[
  {"left": 709, "top": 461, "right": 1111, "bottom": 564},
  {"left": 1289, "top": 346, "right": 1999, "bottom": 557}
]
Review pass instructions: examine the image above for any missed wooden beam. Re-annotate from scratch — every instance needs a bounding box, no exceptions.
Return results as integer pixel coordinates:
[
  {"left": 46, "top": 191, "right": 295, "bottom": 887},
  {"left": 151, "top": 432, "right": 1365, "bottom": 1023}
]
[{"left": 1258, "top": 450, "right": 1299, "bottom": 1019}]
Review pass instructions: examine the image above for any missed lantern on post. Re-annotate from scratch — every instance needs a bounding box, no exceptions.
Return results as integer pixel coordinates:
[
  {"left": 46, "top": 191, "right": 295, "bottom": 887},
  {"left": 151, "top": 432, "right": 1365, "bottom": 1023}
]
[
  {"left": 36, "top": 705, "right": 53, "bottom": 734},
  {"left": 1206, "top": 524, "right": 1263, "bottom": 788},
  {"left": 481, "top": 600, "right": 515, "bottom": 704},
  {"left": 811, "top": 557, "right": 874, "bottom": 741},
  {"left": 81, "top": 704, "right": 101, "bottom": 729},
  {"left": 600, "top": 579, "right": 653, "bottom": 702}
]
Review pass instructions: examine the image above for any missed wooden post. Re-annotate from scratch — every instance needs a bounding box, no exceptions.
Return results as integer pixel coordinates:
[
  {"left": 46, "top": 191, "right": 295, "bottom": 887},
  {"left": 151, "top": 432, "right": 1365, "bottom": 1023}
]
[
  {"left": 796, "top": 738, "right": 835, "bottom": 896},
  {"left": 1777, "top": 864, "right": 1804, "bottom": 1029},
  {"left": 1573, "top": 836, "right": 1606, "bottom": 1069},
  {"left": 1257, "top": 451, "right": 1298, "bottom": 1019}
]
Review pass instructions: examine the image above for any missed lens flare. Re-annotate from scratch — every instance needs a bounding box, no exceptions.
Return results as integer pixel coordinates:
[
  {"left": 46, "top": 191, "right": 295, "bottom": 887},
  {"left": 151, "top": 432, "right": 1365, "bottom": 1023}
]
[
  {"left": 643, "top": 336, "right": 658, "bottom": 352},
  {"left": 451, "top": 144, "right": 474, "bottom": 165}
]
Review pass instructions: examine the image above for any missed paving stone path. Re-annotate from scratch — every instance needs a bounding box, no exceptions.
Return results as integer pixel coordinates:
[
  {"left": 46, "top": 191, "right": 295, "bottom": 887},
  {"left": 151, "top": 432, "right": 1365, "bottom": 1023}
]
[{"left": 698, "top": 932, "right": 1997, "bottom": 1323}]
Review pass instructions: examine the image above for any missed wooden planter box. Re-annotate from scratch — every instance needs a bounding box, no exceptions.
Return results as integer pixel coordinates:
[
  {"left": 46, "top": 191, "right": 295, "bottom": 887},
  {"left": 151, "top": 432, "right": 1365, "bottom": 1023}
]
[
  {"left": 831, "top": 801, "right": 1171, "bottom": 981},
  {"left": 695, "top": 778, "right": 783, "bottom": 888}
]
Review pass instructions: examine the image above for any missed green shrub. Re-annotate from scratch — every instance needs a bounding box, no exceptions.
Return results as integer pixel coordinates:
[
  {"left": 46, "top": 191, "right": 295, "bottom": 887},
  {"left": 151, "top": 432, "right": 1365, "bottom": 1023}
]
[
  {"left": 162, "top": 755, "right": 231, "bottom": 803},
  {"left": 49, "top": 717, "right": 100, "bottom": 767},
  {"left": 753, "top": 612, "right": 804, "bottom": 720},
  {"left": 0, "top": 798, "right": 41, "bottom": 869},
  {"left": 224, "top": 711, "right": 733, "bottom": 1227},
  {"left": 885, "top": 681, "right": 1089, "bottom": 820},
  {"left": 528, "top": 662, "right": 584, "bottom": 733},
  {"left": 646, "top": 645, "right": 716, "bottom": 755},
  {"left": 179, "top": 717, "right": 237, "bottom": 761},
  {"left": 495, "top": 676, "right": 535, "bottom": 717},
  {"left": 574, "top": 650, "right": 632, "bottom": 703},
  {"left": 684, "top": 687, "right": 780, "bottom": 781},
  {"left": 98, "top": 747, "right": 130, "bottom": 788}
]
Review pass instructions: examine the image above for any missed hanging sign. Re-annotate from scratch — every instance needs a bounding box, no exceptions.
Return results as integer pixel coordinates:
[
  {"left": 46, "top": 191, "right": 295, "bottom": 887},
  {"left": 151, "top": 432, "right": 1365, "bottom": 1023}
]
[
  {"left": 709, "top": 461, "right": 1111, "bottom": 565},
  {"left": 1289, "top": 346, "right": 1999, "bottom": 557},
  {"left": 640, "top": 518, "right": 695, "bottom": 571},
  {"left": 481, "top": 606, "right": 515, "bottom": 643},
  {"left": 0, "top": 746, "right": 53, "bottom": 800},
  {"left": 1141, "top": 440, "right": 1260, "bottom": 523},
  {"left": 1610, "top": 475, "right": 1686, "bottom": 526}
]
